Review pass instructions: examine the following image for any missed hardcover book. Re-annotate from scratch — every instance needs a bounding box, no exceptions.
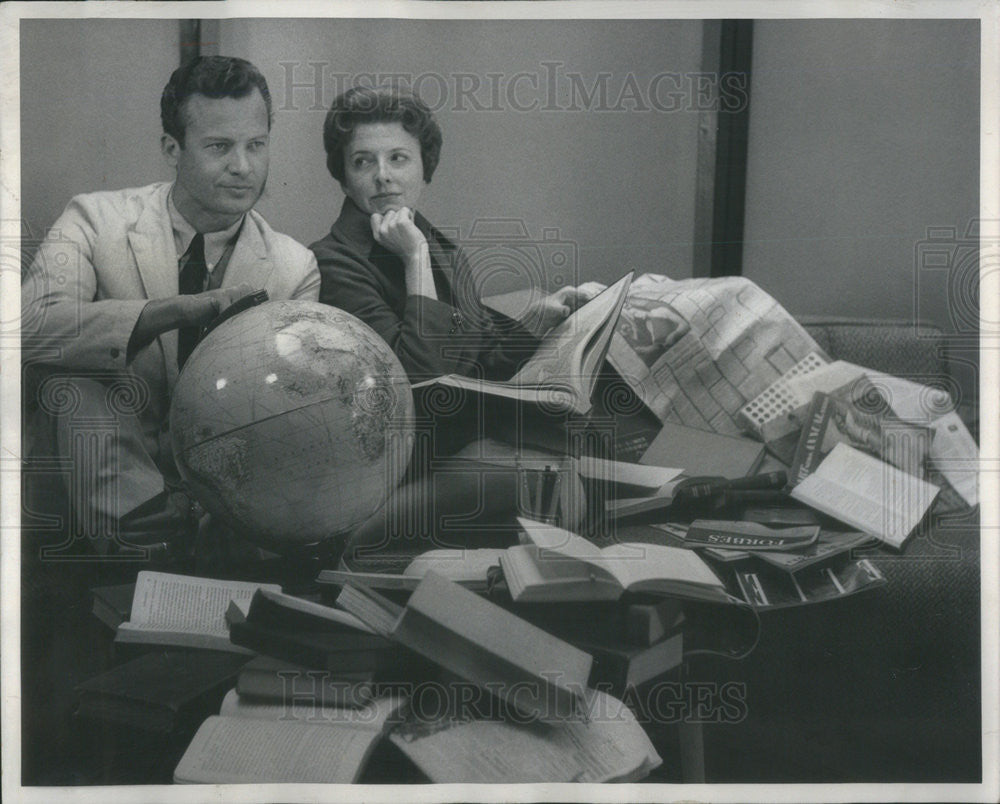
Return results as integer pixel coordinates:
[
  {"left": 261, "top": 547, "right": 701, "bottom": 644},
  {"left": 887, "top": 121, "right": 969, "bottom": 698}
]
[
  {"left": 412, "top": 272, "right": 633, "bottom": 416},
  {"left": 639, "top": 420, "right": 765, "bottom": 479},
  {"left": 336, "top": 571, "right": 593, "bottom": 720},
  {"left": 499, "top": 518, "right": 732, "bottom": 604},
  {"left": 74, "top": 649, "right": 250, "bottom": 733},
  {"left": 235, "top": 656, "right": 374, "bottom": 709},
  {"left": 226, "top": 602, "right": 397, "bottom": 674}
]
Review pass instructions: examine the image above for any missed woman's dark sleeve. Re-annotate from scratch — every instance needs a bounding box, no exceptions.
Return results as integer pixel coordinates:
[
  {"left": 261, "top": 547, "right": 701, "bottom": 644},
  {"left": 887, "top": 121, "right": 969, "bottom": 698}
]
[{"left": 312, "top": 238, "right": 537, "bottom": 383}]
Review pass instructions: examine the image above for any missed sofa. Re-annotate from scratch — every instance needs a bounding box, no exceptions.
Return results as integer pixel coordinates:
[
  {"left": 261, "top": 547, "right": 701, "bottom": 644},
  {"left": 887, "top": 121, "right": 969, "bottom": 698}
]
[{"left": 687, "top": 316, "right": 982, "bottom": 782}]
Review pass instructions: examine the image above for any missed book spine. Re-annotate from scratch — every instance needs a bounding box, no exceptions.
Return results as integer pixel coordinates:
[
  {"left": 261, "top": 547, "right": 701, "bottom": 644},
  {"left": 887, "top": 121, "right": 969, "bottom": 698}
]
[
  {"left": 392, "top": 607, "right": 586, "bottom": 720},
  {"left": 583, "top": 632, "right": 684, "bottom": 695},
  {"left": 227, "top": 620, "right": 393, "bottom": 674},
  {"left": 248, "top": 591, "right": 369, "bottom": 633},
  {"left": 625, "top": 601, "right": 684, "bottom": 646},
  {"left": 236, "top": 668, "right": 374, "bottom": 709}
]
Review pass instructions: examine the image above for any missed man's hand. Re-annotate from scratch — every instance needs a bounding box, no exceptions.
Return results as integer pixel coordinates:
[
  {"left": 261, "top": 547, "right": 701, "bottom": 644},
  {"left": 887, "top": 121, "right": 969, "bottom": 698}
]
[
  {"left": 176, "top": 283, "right": 257, "bottom": 328},
  {"left": 129, "top": 282, "right": 259, "bottom": 360}
]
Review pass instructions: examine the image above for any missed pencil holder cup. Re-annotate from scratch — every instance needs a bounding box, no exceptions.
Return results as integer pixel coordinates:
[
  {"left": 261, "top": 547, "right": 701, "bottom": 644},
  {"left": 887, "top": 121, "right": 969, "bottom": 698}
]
[{"left": 515, "top": 458, "right": 586, "bottom": 531}]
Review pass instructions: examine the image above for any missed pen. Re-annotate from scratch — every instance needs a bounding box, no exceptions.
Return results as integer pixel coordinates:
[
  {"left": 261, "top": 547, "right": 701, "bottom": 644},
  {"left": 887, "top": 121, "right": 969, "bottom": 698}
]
[{"left": 546, "top": 470, "right": 562, "bottom": 523}]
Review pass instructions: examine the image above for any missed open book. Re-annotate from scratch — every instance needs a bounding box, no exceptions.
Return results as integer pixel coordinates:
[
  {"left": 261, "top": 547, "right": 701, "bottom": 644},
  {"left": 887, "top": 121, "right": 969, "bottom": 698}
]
[
  {"left": 500, "top": 518, "right": 732, "bottom": 604},
  {"left": 412, "top": 272, "right": 633, "bottom": 415},
  {"left": 173, "top": 690, "right": 407, "bottom": 784},
  {"left": 318, "top": 548, "right": 506, "bottom": 593},
  {"left": 787, "top": 391, "right": 940, "bottom": 549},
  {"left": 115, "top": 571, "right": 281, "bottom": 653},
  {"left": 389, "top": 687, "right": 660, "bottom": 783}
]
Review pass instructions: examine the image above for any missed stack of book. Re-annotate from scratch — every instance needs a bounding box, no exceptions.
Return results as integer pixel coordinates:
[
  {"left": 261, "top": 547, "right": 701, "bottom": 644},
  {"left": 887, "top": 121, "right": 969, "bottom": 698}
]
[{"left": 174, "top": 568, "right": 664, "bottom": 783}]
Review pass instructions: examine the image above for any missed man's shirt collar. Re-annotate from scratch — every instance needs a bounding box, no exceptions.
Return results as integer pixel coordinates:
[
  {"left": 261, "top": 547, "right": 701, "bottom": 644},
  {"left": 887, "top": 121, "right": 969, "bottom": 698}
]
[{"left": 167, "top": 187, "right": 245, "bottom": 272}]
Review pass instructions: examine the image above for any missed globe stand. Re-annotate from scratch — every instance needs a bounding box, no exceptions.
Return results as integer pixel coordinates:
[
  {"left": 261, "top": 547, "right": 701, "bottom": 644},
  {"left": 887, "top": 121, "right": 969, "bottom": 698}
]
[
  {"left": 270, "top": 536, "right": 347, "bottom": 596},
  {"left": 186, "top": 514, "right": 347, "bottom": 594}
]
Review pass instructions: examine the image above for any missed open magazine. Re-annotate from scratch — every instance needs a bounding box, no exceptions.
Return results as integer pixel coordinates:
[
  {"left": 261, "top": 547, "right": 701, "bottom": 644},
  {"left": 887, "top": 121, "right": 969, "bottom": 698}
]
[{"left": 413, "top": 272, "right": 633, "bottom": 415}]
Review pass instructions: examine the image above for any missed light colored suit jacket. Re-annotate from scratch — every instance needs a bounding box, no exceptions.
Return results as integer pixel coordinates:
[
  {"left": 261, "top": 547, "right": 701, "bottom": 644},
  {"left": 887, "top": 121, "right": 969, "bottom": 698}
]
[{"left": 22, "top": 181, "right": 320, "bottom": 466}]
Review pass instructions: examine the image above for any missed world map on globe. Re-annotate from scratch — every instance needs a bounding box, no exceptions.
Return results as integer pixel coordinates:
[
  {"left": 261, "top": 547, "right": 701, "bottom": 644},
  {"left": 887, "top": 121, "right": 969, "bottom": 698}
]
[{"left": 169, "top": 300, "right": 414, "bottom": 550}]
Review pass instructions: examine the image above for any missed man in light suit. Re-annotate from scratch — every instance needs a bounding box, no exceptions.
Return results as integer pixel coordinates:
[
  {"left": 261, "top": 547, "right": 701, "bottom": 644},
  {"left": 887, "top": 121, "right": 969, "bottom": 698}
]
[{"left": 22, "top": 56, "right": 320, "bottom": 554}]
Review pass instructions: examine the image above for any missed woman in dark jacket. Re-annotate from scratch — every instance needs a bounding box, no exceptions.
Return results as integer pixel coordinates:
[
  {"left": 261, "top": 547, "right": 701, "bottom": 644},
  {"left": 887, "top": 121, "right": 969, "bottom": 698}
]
[
  {"left": 311, "top": 86, "right": 593, "bottom": 559},
  {"left": 310, "top": 85, "right": 588, "bottom": 383}
]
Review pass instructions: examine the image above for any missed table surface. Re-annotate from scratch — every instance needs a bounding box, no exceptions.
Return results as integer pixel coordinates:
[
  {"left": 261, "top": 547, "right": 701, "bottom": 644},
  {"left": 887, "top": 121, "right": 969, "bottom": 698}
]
[{"left": 17, "top": 508, "right": 982, "bottom": 787}]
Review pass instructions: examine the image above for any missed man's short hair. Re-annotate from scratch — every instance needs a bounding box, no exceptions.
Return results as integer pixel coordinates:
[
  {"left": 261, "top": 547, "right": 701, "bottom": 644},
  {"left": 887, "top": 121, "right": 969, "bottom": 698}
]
[
  {"left": 323, "top": 86, "right": 443, "bottom": 184},
  {"left": 161, "top": 56, "right": 272, "bottom": 146}
]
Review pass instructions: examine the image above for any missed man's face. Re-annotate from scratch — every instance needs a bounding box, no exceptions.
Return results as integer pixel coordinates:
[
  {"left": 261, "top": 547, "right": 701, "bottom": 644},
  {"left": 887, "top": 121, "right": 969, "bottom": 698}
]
[{"left": 162, "top": 89, "right": 270, "bottom": 232}]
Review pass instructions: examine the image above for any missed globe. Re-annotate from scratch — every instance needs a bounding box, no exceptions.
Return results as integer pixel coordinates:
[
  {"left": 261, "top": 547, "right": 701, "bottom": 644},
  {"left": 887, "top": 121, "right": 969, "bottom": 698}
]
[{"left": 169, "top": 300, "right": 414, "bottom": 551}]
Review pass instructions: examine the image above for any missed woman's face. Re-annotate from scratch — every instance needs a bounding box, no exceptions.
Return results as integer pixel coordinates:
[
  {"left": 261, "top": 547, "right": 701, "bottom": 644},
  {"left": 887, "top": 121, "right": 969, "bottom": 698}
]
[{"left": 341, "top": 121, "right": 426, "bottom": 215}]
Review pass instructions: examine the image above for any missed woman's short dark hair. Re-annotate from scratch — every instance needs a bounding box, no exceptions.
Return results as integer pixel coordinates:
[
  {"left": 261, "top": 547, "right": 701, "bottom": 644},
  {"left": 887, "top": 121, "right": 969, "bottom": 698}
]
[
  {"left": 161, "top": 56, "right": 272, "bottom": 146},
  {"left": 323, "top": 86, "right": 442, "bottom": 184}
]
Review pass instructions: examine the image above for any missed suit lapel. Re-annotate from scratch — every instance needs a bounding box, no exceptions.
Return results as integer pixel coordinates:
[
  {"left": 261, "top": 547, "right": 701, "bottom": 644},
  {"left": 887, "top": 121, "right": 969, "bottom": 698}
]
[
  {"left": 223, "top": 213, "right": 272, "bottom": 290},
  {"left": 127, "top": 185, "right": 179, "bottom": 300},
  {"left": 127, "top": 184, "right": 178, "bottom": 385}
]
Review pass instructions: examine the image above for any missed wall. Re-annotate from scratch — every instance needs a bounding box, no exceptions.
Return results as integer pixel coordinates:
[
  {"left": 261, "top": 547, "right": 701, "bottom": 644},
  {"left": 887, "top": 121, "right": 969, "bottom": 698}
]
[
  {"left": 217, "top": 18, "right": 703, "bottom": 292},
  {"left": 742, "top": 19, "right": 979, "bottom": 335},
  {"left": 18, "top": 19, "right": 979, "bottom": 324},
  {"left": 19, "top": 19, "right": 179, "bottom": 243}
]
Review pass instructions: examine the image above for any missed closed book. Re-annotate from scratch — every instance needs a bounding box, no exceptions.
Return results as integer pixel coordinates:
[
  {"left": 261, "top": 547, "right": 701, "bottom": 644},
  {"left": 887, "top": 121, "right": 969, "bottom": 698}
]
[
  {"left": 578, "top": 631, "right": 684, "bottom": 693},
  {"left": 640, "top": 421, "right": 765, "bottom": 479},
  {"left": 626, "top": 599, "right": 685, "bottom": 645},
  {"left": 74, "top": 649, "right": 250, "bottom": 733},
  {"left": 90, "top": 582, "right": 135, "bottom": 630},
  {"left": 227, "top": 605, "right": 397, "bottom": 674},
  {"left": 507, "top": 599, "right": 683, "bottom": 648},
  {"left": 337, "top": 572, "right": 592, "bottom": 720},
  {"left": 236, "top": 656, "right": 374, "bottom": 709}
]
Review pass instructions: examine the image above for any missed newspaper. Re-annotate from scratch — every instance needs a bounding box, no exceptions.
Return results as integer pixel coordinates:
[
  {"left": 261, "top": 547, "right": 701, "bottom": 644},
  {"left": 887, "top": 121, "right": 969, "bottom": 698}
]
[{"left": 607, "top": 275, "right": 822, "bottom": 434}]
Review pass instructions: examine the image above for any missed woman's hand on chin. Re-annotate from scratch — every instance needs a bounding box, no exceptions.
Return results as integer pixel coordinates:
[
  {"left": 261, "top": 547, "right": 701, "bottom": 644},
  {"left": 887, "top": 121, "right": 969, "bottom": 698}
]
[{"left": 370, "top": 207, "right": 427, "bottom": 260}]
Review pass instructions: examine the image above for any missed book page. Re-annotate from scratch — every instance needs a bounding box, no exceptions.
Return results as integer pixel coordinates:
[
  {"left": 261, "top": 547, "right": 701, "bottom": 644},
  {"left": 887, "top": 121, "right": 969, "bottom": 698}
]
[
  {"left": 511, "top": 273, "right": 632, "bottom": 390},
  {"left": 791, "top": 443, "right": 940, "bottom": 548},
  {"left": 500, "top": 544, "right": 622, "bottom": 602},
  {"left": 120, "top": 572, "right": 280, "bottom": 637},
  {"left": 219, "top": 689, "right": 407, "bottom": 732},
  {"left": 600, "top": 542, "right": 725, "bottom": 592},
  {"left": 575, "top": 456, "right": 682, "bottom": 491},
  {"left": 388, "top": 688, "right": 660, "bottom": 783},
  {"left": 256, "top": 589, "right": 374, "bottom": 634},
  {"left": 403, "top": 548, "right": 506, "bottom": 587},
  {"left": 334, "top": 583, "right": 404, "bottom": 637},
  {"left": 173, "top": 715, "right": 379, "bottom": 784},
  {"left": 866, "top": 372, "right": 979, "bottom": 507}
]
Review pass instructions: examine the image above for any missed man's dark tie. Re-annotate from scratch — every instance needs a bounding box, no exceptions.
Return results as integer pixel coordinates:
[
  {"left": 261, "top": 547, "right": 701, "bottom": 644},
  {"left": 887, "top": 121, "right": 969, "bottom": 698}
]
[{"left": 177, "top": 233, "right": 207, "bottom": 368}]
